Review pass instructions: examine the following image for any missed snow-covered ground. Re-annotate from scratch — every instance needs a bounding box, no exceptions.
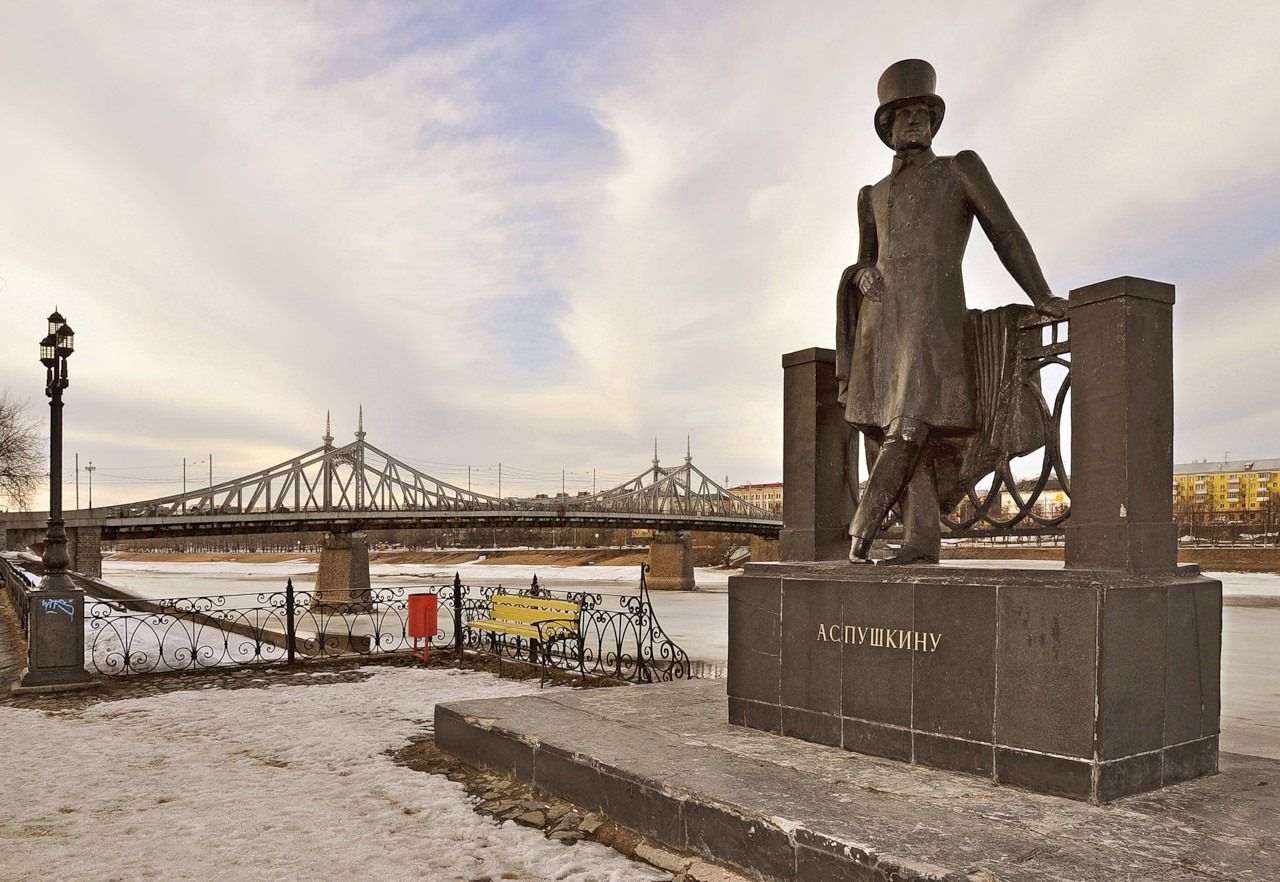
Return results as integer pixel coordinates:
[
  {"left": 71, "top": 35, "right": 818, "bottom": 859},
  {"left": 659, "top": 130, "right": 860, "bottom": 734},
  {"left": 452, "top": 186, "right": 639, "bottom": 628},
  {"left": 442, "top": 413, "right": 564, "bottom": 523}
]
[{"left": 0, "top": 666, "right": 670, "bottom": 882}]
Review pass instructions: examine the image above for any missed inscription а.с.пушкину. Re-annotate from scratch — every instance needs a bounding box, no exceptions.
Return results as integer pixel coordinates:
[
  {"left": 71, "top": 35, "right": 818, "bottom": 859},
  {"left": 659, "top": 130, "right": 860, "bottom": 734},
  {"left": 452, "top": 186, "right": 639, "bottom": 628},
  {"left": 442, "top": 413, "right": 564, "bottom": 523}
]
[{"left": 816, "top": 624, "right": 940, "bottom": 652}]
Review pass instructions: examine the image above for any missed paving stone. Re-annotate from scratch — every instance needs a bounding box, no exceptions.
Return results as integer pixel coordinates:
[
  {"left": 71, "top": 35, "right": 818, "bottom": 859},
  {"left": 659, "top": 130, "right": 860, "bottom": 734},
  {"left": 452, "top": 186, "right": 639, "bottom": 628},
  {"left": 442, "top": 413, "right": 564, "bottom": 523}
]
[
  {"left": 686, "top": 858, "right": 754, "bottom": 882},
  {"left": 514, "top": 810, "right": 546, "bottom": 828},
  {"left": 551, "top": 810, "right": 583, "bottom": 833},
  {"left": 633, "top": 842, "right": 692, "bottom": 873}
]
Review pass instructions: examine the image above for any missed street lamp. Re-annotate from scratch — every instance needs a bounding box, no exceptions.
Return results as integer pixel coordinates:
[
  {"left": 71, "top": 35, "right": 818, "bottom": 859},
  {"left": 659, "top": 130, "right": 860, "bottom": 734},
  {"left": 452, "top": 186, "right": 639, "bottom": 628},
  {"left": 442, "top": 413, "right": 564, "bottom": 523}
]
[
  {"left": 85, "top": 461, "right": 95, "bottom": 511},
  {"left": 39, "top": 310, "right": 75, "bottom": 590},
  {"left": 18, "top": 309, "right": 93, "bottom": 691}
]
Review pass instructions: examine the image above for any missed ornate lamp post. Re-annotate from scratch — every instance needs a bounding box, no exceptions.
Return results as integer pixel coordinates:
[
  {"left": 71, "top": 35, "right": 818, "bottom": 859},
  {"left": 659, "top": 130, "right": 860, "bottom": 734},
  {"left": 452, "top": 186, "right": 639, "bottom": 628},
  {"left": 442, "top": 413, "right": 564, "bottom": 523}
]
[
  {"left": 39, "top": 311, "right": 75, "bottom": 590},
  {"left": 18, "top": 310, "right": 93, "bottom": 690}
]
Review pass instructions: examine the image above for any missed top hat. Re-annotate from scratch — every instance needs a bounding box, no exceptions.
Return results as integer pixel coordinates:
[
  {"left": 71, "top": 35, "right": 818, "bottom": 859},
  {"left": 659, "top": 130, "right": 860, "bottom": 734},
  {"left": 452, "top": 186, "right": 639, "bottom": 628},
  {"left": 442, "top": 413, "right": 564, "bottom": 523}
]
[{"left": 874, "top": 59, "right": 945, "bottom": 147}]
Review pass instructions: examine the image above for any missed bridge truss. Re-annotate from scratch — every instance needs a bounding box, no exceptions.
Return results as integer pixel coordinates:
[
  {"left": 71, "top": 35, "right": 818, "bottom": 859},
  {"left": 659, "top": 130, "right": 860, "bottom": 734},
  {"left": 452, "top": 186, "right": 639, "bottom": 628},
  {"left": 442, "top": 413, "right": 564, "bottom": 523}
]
[{"left": 88, "top": 435, "right": 781, "bottom": 539}]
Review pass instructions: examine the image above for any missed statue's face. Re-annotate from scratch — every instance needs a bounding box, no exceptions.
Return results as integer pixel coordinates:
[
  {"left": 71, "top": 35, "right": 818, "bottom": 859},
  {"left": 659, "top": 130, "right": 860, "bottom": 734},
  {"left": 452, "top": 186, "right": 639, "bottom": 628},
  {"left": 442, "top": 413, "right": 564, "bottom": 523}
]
[{"left": 890, "top": 102, "right": 934, "bottom": 151}]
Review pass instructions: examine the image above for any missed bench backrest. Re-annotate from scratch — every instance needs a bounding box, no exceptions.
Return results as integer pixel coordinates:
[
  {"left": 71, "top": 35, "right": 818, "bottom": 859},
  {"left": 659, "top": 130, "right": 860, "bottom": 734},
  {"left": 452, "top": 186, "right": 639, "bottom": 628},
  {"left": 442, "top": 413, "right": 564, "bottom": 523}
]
[{"left": 490, "top": 594, "right": 580, "bottom": 632}]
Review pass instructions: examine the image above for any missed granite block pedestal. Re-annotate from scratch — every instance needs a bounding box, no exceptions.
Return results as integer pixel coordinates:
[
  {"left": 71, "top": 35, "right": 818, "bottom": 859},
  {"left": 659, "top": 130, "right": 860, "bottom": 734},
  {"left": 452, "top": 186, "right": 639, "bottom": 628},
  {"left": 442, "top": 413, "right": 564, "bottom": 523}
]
[{"left": 728, "top": 561, "right": 1221, "bottom": 803}]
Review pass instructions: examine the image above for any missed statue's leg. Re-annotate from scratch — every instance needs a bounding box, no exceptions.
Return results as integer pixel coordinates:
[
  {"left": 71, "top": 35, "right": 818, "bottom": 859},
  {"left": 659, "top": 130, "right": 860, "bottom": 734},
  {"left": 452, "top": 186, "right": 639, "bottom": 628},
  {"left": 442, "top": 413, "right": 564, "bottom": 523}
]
[
  {"left": 888, "top": 452, "right": 941, "bottom": 564},
  {"left": 847, "top": 430, "right": 882, "bottom": 560},
  {"left": 848, "top": 418, "right": 928, "bottom": 560}
]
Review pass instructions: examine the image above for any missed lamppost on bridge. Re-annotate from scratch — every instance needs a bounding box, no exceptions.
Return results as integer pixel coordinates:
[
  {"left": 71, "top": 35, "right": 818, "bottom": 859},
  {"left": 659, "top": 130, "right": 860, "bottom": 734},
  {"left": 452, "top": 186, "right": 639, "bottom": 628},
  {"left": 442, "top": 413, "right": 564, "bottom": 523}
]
[{"left": 18, "top": 310, "right": 93, "bottom": 691}]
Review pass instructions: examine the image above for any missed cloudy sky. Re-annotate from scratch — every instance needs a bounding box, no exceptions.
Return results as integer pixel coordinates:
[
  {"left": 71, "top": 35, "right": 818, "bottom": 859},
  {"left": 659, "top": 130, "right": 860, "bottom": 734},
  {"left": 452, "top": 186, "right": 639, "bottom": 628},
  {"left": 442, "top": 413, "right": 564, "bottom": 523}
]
[{"left": 2, "top": 1, "right": 1278, "bottom": 508}]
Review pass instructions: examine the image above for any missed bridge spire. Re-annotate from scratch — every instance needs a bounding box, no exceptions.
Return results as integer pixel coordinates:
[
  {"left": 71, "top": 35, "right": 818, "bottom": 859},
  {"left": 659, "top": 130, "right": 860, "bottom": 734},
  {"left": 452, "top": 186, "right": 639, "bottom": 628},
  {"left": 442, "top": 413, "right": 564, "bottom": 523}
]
[
  {"left": 685, "top": 435, "right": 692, "bottom": 466},
  {"left": 355, "top": 405, "right": 366, "bottom": 443},
  {"left": 323, "top": 411, "right": 333, "bottom": 449}
]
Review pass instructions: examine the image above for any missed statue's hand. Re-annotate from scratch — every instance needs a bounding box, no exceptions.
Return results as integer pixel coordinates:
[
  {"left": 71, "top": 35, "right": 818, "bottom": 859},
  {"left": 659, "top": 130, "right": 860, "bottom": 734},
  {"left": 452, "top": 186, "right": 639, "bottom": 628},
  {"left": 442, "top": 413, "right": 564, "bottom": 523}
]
[
  {"left": 1036, "top": 295, "right": 1069, "bottom": 320},
  {"left": 855, "top": 267, "right": 884, "bottom": 303}
]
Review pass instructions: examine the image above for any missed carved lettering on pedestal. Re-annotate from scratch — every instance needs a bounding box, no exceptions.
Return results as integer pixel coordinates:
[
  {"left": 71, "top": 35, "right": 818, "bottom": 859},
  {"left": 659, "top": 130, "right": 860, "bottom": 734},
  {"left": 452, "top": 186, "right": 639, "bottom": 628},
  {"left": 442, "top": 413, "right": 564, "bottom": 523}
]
[{"left": 816, "top": 622, "right": 941, "bottom": 652}]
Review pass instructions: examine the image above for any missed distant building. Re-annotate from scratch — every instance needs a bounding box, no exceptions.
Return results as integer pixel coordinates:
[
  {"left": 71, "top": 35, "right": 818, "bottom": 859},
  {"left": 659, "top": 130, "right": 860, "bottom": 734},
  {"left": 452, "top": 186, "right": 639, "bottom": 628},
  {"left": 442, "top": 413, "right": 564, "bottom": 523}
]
[
  {"left": 997, "top": 478, "right": 1068, "bottom": 520},
  {"left": 729, "top": 482, "right": 783, "bottom": 514},
  {"left": 1173, "top": 458, "right": 1280, "bottom": 525}
]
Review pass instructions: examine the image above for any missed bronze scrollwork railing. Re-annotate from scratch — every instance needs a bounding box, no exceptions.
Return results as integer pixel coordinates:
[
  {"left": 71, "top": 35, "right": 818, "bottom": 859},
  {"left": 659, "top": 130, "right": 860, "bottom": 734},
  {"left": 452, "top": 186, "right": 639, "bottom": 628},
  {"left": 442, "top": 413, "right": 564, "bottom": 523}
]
[{"left": 944, "top": 312, "right": 1071, "bottom": 536}]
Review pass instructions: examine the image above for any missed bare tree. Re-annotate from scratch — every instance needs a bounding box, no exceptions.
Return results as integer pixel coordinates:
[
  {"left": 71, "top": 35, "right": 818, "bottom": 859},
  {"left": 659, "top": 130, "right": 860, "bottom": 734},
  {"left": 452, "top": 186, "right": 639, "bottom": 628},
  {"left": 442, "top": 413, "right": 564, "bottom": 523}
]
[{"left": 0, "top": 391, "right": 44, "bottom": 510}]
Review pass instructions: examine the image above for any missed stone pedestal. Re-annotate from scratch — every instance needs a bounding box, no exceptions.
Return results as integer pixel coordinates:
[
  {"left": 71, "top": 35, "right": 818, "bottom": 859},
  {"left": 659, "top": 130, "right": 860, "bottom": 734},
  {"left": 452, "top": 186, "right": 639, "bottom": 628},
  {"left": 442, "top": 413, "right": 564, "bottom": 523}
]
[
  {"left": 17, "top": 586, "right": 95, "bottom": 691},
  {"left": 728, "top": 562, "right": 1221, "bottom": 803},
  {"left": 646, "top": 530, "right": 695, "bottom": 590},
  {"left": 313, "top": 531, "right": 372, "bottom": 612},
  {"left": 779, "top": 349, "right": 855, "bottom": 561}
]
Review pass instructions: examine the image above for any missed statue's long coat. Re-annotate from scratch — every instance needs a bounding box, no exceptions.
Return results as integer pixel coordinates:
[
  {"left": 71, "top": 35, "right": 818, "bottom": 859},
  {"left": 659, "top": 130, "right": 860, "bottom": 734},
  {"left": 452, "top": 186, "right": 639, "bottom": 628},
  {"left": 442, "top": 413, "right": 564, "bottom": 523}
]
[{"left": 836, "top": 148, "right": 1053, "bottom": 433}]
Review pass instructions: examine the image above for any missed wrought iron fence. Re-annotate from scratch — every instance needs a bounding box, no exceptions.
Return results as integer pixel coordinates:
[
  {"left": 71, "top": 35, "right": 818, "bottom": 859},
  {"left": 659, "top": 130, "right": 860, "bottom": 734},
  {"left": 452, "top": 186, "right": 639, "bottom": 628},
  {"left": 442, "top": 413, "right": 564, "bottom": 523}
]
[
  {"left": 83, "top": 567, "right": 694, "bottom": 684},
  {"left": 1, "top": 555, "right": 33, "bottom": 635},
  {"left": 943, "top": 311, "right": 1071, "bottom": 536},
  {"left": 457, "top": 569, "right": 693, "bottom": 683}
]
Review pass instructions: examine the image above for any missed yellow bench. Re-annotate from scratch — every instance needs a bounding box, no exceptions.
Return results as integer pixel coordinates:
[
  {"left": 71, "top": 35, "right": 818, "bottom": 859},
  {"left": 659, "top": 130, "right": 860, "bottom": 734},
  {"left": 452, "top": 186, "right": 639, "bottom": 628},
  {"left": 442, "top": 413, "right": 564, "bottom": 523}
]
[{"left": 465, "top": 594, "right": 581, "bottom": 684}]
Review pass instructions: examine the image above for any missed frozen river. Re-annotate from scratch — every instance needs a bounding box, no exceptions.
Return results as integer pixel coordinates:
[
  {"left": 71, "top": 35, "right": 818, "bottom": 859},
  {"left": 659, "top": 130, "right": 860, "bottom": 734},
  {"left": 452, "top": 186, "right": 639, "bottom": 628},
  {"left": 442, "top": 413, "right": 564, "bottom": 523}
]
[{"left": 97, "top": 556, "right": 1279, "bottom": 760}]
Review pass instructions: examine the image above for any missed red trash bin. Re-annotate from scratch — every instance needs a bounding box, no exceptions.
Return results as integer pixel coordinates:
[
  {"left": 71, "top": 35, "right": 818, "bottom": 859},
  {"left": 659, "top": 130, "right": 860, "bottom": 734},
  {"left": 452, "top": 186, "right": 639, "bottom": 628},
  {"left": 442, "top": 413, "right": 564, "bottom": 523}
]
[{"left": 407, "top": 594, "right": 438, "bottom": 662}]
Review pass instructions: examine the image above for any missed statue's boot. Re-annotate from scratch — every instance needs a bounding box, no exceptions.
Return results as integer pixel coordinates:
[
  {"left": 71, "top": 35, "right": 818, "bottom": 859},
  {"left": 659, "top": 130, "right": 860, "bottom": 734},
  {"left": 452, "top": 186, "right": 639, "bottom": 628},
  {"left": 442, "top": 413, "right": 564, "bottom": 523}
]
[
  {"left": 881, "top": 546, "right": 939, "bottom": 565},
  {"left": 848, "top": 535, "right": 874, "bottom": 563}
]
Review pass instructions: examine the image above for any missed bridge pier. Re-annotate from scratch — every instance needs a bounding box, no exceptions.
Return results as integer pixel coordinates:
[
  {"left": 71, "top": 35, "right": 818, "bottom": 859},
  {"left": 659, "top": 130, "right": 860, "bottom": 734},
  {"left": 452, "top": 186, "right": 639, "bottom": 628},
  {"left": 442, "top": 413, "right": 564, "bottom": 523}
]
[
  {"left": 67, "top": 525, "right": 103, "bottom": 578},
  {"left": 646, "top": 530, "right": 695, "bottom": 590},
  {"left": 313, "top": 531, "right": 373, "bottom": 612}
]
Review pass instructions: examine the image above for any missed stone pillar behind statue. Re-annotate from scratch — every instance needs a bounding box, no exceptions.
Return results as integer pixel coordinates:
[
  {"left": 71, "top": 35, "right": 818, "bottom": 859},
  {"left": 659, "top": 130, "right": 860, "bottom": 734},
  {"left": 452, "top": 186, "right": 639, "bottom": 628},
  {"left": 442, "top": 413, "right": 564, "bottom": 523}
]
[
  {"left": 1066, "top": 276, "right": 1178, "bottom": 571},
  {"left": 779, "top": 348, "right": 855, "bottom": 561}
]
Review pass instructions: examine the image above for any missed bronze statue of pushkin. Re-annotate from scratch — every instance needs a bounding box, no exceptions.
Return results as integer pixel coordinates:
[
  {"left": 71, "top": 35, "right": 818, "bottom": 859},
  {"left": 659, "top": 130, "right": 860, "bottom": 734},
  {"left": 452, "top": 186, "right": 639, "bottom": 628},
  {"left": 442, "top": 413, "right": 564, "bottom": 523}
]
[{"left": 839, "top": 59, "right": 1068, "bottom": 565}]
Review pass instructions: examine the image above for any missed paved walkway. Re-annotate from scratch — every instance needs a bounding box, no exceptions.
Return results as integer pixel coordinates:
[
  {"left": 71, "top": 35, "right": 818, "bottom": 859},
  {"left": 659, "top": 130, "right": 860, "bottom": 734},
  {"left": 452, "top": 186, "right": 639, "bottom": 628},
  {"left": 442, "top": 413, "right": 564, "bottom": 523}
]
[{"left": 439, "top": 681, "right": 1280, "bottom": 882}]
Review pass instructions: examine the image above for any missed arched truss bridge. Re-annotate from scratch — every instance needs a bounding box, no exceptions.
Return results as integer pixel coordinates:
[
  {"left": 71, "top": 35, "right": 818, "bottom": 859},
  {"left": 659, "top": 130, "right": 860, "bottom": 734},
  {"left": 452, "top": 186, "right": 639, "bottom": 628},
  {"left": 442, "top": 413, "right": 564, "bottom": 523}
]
[{"left": 77, "top": 435, "right": 782, "bottom": 540}]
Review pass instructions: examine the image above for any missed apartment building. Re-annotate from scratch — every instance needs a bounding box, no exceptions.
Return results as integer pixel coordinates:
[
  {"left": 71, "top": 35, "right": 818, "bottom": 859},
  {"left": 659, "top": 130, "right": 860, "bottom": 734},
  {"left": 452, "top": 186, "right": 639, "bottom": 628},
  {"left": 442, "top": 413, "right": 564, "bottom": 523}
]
[
  {"left": 1173, "top": 458, "right": 1280, "bottom": 525},
  {"left": 729, "top": 482, "right": 783, "bottom": 514}
]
